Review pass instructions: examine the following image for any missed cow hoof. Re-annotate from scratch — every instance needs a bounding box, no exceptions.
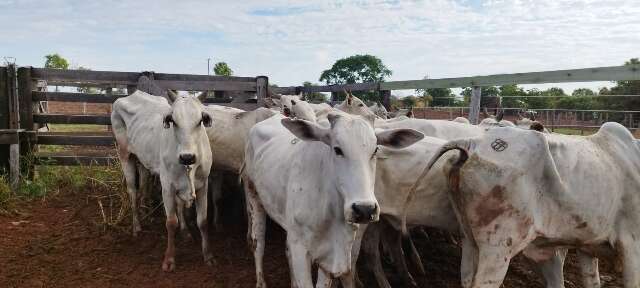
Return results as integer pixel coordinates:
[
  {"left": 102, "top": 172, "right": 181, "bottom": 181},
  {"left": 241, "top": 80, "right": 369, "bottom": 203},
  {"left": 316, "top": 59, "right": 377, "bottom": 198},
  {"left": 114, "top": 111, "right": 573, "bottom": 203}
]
[{"left": 162, "top": 258, "right": 176, "bottom": 272}]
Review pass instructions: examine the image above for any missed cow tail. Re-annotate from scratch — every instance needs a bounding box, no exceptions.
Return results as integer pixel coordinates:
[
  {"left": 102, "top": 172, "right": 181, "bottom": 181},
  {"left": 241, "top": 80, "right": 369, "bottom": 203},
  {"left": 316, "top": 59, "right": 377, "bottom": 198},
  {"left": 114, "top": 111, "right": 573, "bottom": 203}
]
[{"left": 400, "top": 140, "right": 470, "bottom": 237}]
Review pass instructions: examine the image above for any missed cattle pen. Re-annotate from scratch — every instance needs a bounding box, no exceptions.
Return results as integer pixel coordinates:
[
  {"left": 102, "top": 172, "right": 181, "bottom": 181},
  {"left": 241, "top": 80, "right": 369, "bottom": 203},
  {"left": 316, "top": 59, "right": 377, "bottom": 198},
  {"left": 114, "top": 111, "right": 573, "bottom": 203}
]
[{"left": 1, "top": 63, "right": 640, "bottom": 191}]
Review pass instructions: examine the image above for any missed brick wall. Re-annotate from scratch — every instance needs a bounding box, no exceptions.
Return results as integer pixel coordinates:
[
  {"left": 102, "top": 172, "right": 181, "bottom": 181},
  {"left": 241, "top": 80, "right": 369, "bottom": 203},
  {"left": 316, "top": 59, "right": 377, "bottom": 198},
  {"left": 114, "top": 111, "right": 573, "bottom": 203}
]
[{"left": 46, "top": 102, "right": 112, "bottom": 115}]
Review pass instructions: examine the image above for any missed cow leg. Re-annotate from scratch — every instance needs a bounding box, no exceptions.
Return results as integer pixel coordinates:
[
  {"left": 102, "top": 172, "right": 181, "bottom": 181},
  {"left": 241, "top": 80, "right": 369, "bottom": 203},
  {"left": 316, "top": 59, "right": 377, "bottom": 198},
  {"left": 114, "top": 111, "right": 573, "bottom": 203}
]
[
  {"left": 404, "top": 234, "right": 426, "bottom": 276},
  {"left": 382, "top": 222, "right": 417, "bottom": 288},
  {"left": 618, "top": 230, "right": 640, "bottom": 288},
  {"left": 461, "top": 235, "right": 478, "bottom": 288},
  {"left": 196, "top": 181, "right": 213, "bottom": 265},
  {"left": 175, "top": 197, "right": 190, "bottom": 240},
  {"left": 532, "top": 248, "right": 567, "bottom": 288},
  {"left": 208, "top": 171, "right": 224, "bottom": 231},
  {"left": 472, "top": 246, "right": 512, "bottom": 288},
  {"left": 316, "top": 269, "right": 334, "bottom": 288},
  {"left": 348, "top": 224, "right": 367, "bottom": 288},
  {"left": 577, "top": 250, "right": 601, "bottom": 288},
  {"left": 339, "top": 270, "right": 356, "bottom": 288},
  {"left": 122, "top": 156, "right": 141, "bottom": 236},
  {"left": 137, "top": 164, "right": 151, "bottom": 208},
  {"left": 362, "top": 223, "right": 392, "bottom": 288},
  {"left": 287, "top": 238, "right": 313, "bottom": 288},
  {"left": 244, "top": 179, "right": 267, "bottom": 288},
  {"left": 161, "top": 186, "right": 178, "bottom": 272}
]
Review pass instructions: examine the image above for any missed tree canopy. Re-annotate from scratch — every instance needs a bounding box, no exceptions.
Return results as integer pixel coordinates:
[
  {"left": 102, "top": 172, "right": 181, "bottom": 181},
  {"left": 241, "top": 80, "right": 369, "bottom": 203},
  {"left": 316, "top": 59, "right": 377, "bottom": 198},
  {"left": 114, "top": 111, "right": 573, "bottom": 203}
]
[
  {"left": 319, "top": 55, "right": 391, "bottom": 102},
  {"left": 213, "top": 62, "right": 233, "bottom": 76},
  {"left": 44, "top": 54, "right": 69, "bottom": 69}
]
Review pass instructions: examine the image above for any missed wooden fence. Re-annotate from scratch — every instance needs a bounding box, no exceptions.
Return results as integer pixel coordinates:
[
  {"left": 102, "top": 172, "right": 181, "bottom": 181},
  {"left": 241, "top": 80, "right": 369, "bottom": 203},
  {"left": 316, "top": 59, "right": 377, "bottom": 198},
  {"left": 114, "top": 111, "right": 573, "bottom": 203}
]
[
  {"left": 0, "top": 65, "right": 269, "bottom": 189},
  {"left": 273, "top": 64, "right": 640, "bottom": 125}
]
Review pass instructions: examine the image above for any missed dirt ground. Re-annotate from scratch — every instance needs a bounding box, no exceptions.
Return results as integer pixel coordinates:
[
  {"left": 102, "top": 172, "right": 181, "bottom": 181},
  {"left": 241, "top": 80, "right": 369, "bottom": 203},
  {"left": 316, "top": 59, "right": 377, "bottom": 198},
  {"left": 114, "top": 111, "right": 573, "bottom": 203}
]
[{"left": 0, "top": 186, "right": 624, "bottom": 288}]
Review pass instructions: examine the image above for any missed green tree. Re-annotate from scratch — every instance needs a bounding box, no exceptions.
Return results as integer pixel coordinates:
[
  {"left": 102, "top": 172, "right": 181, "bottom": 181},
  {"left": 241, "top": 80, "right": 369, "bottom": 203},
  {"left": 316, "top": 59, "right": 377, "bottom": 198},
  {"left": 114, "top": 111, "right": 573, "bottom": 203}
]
[
  {"left": 44, "top": 54, "right": 69, "bottom": 69},
  {"left": 599, "top": 58, "right": 640, "bottom": 111},
  {"left": 319, "top": 54, "right": 391, "bottom": 102},
  {"left": 498, "top": 84, "right": 527, "bottom": 109},
  {"left": 302, "top": 82, "right": 327, "bottom": 103},
  {"left": 401, "top": 96, "right": 417, "bottom": 107},
  {"left": 461, "top": 86, "right": 500, "bottom": 109},
  {"left": 213, "top": 62, "right": 233, "bottom": 76}
]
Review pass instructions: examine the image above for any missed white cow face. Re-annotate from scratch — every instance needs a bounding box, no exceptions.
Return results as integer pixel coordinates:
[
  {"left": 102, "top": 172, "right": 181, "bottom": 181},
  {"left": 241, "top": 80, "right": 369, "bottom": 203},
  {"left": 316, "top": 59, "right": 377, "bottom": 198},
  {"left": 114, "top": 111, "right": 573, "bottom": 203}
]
[
  {"left": 163, "top": 91, "right": 212, "bottom": 166},
  {"left": 282, "top": 112, "right": 424, "bottom": 224},
  {"left": 369, "top": 103, "right": 389, "bottom": 119},
  {"left": 335, "top": 93, "right": 378, "bottom": 120}
]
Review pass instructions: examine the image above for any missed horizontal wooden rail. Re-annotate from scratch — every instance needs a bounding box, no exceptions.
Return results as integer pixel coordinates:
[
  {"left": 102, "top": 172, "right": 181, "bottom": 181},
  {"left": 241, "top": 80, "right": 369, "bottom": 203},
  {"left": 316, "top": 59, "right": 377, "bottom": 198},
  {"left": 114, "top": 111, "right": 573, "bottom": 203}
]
[
  {"left": 278, "top": 64, "right": 640, "bottom": 92},
  {"left": 37, "top": 135, "right": 115, "bottom": 146},
  {"left": 32, "top": 68, "right": 139, "bottom": 84},
  {"left": 35, "top": 155, "right": 117, "bottom": 166},
  {"left": 33, "top": 91, "right": 123, "bottom": 103},
  {"left": 153, "top": 73, "right": 255, "bottom": 82},
  {"left": 155, "top": 80, "right": 256, "bottom": 91},
  {"left": 33, "top": 114, "right": 111, "bottom": 125},
  {"left": 271, "top": 87, "right": 300, "bottom": 95}
]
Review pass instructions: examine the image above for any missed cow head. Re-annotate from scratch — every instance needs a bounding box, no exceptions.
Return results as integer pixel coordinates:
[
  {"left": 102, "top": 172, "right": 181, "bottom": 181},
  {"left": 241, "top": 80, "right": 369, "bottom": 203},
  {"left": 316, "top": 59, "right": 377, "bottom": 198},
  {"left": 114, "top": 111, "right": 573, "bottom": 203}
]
[
  {"left": 335, "top": 92, "right": 378, "bottom": 120},
  {"left": 280, "top": 95, "right": 317, "bottom": 122},
  {"left": 163, "top": 90, "right": 212, "bottom": 166},
  {"left": 282, "top": 112, "right": 424, "bottom": 224},
  {"left": 369, "top": 102, "right": 389, "bottom": 119}
]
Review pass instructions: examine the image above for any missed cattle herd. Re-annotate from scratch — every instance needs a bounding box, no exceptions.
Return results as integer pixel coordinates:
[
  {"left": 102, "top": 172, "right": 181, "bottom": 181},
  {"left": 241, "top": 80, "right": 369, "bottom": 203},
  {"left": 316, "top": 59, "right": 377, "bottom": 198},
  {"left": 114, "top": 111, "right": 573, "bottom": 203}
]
[{"left": 110, "top": 76, "right": 640, "bottom": 288}]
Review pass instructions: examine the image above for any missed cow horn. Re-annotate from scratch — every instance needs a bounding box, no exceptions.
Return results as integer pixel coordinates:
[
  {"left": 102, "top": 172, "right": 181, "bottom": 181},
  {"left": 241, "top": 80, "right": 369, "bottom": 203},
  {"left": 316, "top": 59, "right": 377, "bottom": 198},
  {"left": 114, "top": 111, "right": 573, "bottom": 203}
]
[
  {"left": 496, "top": 109, "right": 504, "bottom": 122},
  {"left": 167, "top": 90, "right": 179, "bottom": 102},
  {"left": 196, "top": 91, "right": 208, "bottom": 103}
]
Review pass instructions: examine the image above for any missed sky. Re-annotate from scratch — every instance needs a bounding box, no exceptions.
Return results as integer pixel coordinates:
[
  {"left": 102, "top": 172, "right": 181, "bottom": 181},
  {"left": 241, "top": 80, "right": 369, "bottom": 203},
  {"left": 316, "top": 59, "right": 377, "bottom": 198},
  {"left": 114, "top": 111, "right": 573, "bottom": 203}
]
[{"left": 1, "top": 0, "right": 639, "bottom": 96}]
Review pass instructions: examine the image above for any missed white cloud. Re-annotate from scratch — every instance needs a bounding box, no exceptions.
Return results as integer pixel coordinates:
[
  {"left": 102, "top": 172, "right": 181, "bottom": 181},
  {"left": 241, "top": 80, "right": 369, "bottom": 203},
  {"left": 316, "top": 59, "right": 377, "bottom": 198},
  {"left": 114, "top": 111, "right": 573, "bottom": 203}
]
[{"left": 0, "top": 0, "right": 638, "bottom": 94}]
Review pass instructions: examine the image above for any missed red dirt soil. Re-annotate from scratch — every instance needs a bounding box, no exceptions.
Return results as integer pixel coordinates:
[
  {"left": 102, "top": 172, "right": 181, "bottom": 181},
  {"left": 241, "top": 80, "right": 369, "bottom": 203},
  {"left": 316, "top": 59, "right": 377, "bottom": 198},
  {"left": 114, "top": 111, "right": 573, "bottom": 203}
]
[{"left": 0, "top": 189, "right": 624, "bottom": 287}]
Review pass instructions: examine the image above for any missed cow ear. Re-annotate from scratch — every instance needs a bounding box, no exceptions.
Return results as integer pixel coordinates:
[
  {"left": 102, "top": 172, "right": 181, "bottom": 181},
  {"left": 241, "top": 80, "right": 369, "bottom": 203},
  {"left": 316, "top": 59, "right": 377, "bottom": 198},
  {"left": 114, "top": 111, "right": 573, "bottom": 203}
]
[
  {"left": 163, "top": 114, "right": 173, "bottom": 129},
  {"left": 201, "top": 112, "right": 212, "bottom": 127},
  {"left": 281, "top": 118, "right": 330, "bottom": 145},
  {"left": 376, "top": 128, "right": 423, "bottom": 149},
  {"left": 196, "top": 91, "right": 208, "bottom": 103},
  {"left": 167, "top": 90, "right": 179, "bottom": 103}
]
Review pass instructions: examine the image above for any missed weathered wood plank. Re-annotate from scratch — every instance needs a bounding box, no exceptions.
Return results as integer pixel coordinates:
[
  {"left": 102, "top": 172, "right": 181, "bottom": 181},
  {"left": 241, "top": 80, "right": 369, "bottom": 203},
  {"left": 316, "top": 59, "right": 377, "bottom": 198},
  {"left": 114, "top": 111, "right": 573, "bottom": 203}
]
[
  {"left": 32, "top": 91, "right": 123, "bottom": 103},
  {"left": 35, "top": 155, "right": 117, "bottom": 166},
  {"left": 216, "top": 102, "right": 258, "bottom": 111},
  {"left": 155, "top": 80, "right": 256, "bottom": 91},
  {"left": 469, "top": 87, "right": 482, "bottom": 125},
  {"left": 17, "top": 67, "right": 34, "bottom": 130},
  {"left": 153, "top": 73, "right": 255, "bottom": 82},
  {"left": 0, "top": 67, "right": 10, "bottom": 172},
  {"left": 33, "top": 114, "right": 111, "bottom": 125},
  {"left": 37, "top": 135, "right": 115, "bottom": 146},
  {"left": 10, "top": 143, "right": 19, "bottom": 191},
  {"left": 381, "top": 64, "right": 640, "bottom": 90},
  {"left": 256, "top": 76, "right": 268, "bottom": 108},
  {"left": 0, "top": 133, "right": 19, "bottom": 144},
  {"left": 7, "top": 65, "right": 19, "bottom": 129},
  {"left": 31, "top": 68, "right": 139, "bottom": 84},
  {"left": 271, "top": 86, "right": 299, "bottom": 95},
  {"left": 300, "top": 82, "right": 378, "bottom": 93}
]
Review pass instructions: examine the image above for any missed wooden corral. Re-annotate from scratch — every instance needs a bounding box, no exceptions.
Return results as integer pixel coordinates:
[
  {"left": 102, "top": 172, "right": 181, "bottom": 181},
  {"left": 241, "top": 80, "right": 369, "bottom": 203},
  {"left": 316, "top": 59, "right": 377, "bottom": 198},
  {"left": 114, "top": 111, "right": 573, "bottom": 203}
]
[{"left": 1, "top": 63, "right": 640, "bottom": 191}]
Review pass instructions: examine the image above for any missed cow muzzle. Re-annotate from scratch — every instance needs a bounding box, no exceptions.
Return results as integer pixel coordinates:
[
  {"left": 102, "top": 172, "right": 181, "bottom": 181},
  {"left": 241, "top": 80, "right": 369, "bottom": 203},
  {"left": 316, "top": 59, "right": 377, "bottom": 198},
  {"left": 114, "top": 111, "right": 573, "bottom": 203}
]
[
  {"left": 179, "top": 153, "right": 196, "bottom": 165},
  {"left": 348, "top": 202, "right": 379, "bottom": 224}
]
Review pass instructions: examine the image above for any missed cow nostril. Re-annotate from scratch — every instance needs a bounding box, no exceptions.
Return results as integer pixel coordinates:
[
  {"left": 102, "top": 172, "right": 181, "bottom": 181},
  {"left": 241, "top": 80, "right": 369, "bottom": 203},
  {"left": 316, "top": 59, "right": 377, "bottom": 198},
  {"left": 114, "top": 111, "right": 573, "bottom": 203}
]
[{"left": 179, "top": 154, "right": 196, "bottom": 165}]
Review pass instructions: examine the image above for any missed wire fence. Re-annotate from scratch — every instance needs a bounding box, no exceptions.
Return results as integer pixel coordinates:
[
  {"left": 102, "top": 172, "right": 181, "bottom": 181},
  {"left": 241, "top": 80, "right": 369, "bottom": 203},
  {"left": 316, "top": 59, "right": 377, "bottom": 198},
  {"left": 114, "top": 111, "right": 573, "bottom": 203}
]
[{"left": 410, "top": 106, "right": 640, "bottom": 136}]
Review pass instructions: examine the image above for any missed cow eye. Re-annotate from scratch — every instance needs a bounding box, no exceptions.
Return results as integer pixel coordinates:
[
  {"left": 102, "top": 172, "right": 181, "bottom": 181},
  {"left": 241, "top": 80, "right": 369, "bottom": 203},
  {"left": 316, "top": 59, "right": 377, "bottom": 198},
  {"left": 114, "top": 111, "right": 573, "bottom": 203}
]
[
  {"left": 333, "top": 147, "right": 344, "bottom": 157},
  {"left": 372, "top": 146, "right": 379, "bottom": 159},
  {"left": 358, "top": 103, "right": 364, "bottom": 107}
]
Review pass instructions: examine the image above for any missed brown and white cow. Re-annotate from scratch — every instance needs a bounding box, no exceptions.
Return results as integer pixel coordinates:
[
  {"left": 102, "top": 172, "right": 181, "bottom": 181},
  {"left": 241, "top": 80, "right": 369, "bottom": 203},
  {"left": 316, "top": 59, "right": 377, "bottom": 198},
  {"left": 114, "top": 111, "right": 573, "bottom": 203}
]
[{"left": 426, "top": 122, "right": 640, "bottom": 287}]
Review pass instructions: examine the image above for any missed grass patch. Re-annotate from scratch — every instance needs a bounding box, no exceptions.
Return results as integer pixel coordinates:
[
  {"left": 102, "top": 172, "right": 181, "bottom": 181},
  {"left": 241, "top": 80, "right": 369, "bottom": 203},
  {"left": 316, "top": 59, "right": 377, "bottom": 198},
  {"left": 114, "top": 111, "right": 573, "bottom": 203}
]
[
  {"left": 552, "top": 128, "right": 597, "bottom": 136},
  {"left": 48, "top": 124, "right": 109, "bottom": 132},
  {"left": 0, "top": 175, "right": 14, "bottom": 214}
]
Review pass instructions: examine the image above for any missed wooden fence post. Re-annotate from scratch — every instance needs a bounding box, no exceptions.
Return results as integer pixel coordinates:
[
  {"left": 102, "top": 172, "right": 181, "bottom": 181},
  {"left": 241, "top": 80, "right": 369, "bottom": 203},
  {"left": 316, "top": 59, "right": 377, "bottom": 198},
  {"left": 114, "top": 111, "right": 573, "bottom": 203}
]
[
  {"left": 468, "top": 86, "right": 482, "bottom": 124},
  {"left": 380, "top": 90, "right": 391, "bottom": 110},
  {"left": 0, "top": 66, "right": 9, "bottom": 176},
  {"left": 17, "top": 67, "right": 35, "bottom": 179},
  {"left": 256, "top": 76, "right": 268, "bottom": 108}
]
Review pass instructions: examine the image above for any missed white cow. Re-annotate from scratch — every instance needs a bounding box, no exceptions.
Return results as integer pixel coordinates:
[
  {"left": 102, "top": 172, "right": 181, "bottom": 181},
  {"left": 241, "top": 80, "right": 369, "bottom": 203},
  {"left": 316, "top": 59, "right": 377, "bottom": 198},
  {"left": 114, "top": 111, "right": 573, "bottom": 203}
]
[
  {"left": 111, "top": 89, "right": 213, "bottom": 272},
  {"left": 279, "top": 95, "right": 317, "bottom": 122},
  {"left": 369, "top": 102, "right": 389, "bottom": 119},
  {"left": 453, "top": 116, "right": 471, "bottom": 124},
  {"left": 242, "top": 112, "right": 423, "bottom": 287},
  {"left": 426, "top": 122, "right": 640, "bottom": 288},
  {"left": 203, "top": 105, "right": 276, "bottom": 228}
]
